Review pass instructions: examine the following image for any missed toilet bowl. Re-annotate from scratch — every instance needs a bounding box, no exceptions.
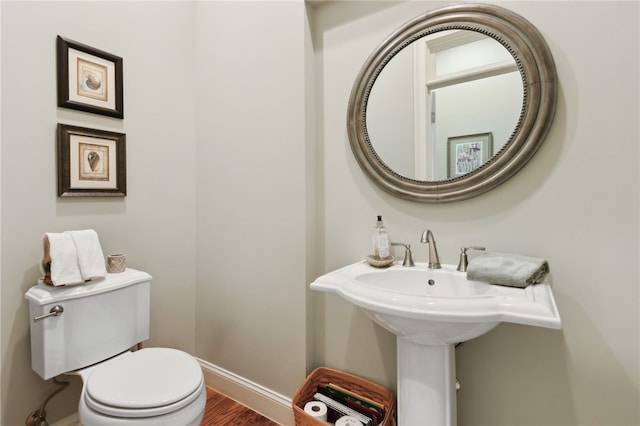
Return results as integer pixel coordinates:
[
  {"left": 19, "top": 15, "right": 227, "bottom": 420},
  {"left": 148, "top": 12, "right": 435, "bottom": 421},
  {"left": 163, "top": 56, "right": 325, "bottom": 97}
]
[
  {"left": 25, "top": 268, "right": 206, "bottom": 426},
  {"left": 76, "top": 348, "right": 206, "bottom": 426}
]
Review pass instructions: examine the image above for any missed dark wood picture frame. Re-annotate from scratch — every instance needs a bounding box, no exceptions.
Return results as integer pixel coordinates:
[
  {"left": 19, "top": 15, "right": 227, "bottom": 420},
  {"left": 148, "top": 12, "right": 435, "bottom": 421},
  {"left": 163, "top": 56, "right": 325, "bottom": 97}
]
[
  {"left": 57, "top": 124, "right": 126, "bottom": 197},
  {"left": 57, "top": 36, "right": 124, "bottom": 118}
]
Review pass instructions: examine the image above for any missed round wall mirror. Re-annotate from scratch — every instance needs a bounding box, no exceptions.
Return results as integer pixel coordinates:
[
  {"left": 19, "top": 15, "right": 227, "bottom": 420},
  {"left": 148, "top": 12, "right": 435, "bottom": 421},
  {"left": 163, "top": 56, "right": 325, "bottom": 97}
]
[{"left": 347, "top": 3, "right": 557, "bottom": 202}]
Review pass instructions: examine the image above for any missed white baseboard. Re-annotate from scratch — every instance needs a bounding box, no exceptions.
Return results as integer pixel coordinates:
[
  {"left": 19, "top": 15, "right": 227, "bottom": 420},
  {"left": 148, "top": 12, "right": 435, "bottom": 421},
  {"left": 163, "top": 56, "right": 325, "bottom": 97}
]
[{"left": 197, "top": 357, "right": 295, "bottom": 426}]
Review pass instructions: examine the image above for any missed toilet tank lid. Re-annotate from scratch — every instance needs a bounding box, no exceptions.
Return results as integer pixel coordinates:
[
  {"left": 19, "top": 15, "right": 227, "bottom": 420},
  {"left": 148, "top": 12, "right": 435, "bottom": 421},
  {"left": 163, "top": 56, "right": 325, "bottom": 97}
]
[{"left": 25, "top": 268, "right": 152, "bottom": 306}]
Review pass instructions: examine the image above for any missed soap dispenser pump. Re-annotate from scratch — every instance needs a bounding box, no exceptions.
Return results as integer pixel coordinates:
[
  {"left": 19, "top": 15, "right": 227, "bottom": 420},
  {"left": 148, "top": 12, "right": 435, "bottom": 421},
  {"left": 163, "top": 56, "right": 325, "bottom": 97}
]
[{"left": 372, "top": 215, "right": 390, "bottom": 260}]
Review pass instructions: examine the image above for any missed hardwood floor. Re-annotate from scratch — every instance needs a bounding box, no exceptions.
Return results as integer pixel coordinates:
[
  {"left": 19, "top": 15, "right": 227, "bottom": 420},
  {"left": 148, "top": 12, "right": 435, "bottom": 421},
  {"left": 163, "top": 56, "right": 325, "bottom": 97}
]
[{"left": 202, "top": 387, "right": 281, "bottom": 425}]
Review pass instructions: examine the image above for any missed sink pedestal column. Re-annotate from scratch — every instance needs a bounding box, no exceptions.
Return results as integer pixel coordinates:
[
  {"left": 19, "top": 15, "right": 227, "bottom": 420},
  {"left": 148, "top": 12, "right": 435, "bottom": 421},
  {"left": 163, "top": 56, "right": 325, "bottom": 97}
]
[{"left": 397, "top": 339, "right": 457, "bottom": 426}]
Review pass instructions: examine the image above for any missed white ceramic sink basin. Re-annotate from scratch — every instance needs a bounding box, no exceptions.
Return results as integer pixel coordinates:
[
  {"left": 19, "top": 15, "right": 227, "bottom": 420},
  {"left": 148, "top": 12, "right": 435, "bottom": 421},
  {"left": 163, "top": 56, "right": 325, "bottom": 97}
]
[
  {"left": 356, "top": 268, "right": 494, "bottom": 297},
  {"left": 311, "top": 260, "right": 562, "bottom": 425},
  {"left": 311, "top": 261, "right": 561, "bottom": 345}
]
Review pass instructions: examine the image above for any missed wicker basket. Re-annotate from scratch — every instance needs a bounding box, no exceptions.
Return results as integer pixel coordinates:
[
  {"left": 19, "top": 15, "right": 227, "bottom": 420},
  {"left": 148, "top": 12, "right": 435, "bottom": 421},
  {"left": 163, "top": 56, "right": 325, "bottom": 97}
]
[{"left": 292, "top": 367, "right": 396, "bottom": 426}]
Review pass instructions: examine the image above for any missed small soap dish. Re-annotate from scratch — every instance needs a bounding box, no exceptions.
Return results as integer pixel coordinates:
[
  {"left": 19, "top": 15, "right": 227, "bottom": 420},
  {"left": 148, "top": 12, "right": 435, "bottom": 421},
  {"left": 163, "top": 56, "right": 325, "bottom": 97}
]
[{"left": 366, "top": 255, "right": 395, "bottom": 268}]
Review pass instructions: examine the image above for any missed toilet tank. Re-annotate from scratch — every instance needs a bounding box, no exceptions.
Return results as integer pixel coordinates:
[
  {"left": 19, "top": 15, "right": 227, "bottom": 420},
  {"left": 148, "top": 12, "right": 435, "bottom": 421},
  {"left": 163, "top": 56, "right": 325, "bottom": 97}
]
[{"left": 25, "top": 268, "right": 152, "bottom": 379}]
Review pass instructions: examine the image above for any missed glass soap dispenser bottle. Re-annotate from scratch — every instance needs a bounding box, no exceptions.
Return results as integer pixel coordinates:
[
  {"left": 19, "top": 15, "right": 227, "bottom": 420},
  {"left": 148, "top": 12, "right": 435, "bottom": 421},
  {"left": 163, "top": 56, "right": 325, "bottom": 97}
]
[{"left": 372, "top": 215, "right": 390, "bottom": 260}]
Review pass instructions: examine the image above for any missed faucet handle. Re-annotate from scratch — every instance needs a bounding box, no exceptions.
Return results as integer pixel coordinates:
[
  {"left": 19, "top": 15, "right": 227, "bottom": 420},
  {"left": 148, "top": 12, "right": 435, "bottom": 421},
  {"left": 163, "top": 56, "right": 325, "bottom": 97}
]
[
  {"left": 391, "top": 242, "right": 415, "bottom": 267},
  {"left": 456, "top": 246, "right": 486, "bottom": 272},
  {"left": 462, "top": 246, "right": 485, "bottom": 253}
]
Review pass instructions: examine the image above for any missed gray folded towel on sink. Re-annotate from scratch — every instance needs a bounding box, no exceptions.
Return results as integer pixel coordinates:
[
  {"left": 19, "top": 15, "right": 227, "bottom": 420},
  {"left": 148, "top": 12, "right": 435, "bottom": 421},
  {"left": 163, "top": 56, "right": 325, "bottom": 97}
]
[{"left": 466, "top": 252, "right": 549, "bottom": 288}]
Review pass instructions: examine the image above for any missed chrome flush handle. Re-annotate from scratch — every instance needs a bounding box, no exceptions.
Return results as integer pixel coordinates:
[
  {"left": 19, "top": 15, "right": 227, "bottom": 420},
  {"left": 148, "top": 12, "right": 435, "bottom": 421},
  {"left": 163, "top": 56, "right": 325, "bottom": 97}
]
[{"left": 33, "top": 305, "right": 64, "bottom": 322}]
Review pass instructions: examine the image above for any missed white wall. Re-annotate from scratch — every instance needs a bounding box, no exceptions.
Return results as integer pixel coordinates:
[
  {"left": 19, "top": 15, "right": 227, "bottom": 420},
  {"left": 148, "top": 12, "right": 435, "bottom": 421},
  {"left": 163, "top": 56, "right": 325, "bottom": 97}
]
[
  {"left": 193, "top": 0, "right": 309, "bottom": 397},
  {"left": 312, "top": 1, "right": 639, "bottom": 425},
  {"left": 1, "top": 2, "right": 197, "bottom": 424},
  {"left": 367, "top": 47, "right": 415, "bottom": 177},
  {"left": 0, "top": 2, "right": 3, "bottom": 422}
]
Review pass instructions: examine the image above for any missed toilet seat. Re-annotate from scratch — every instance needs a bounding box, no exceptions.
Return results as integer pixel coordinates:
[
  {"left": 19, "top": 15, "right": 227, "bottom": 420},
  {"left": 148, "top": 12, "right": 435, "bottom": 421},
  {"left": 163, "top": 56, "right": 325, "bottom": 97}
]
[{"left": 85, "top": 348, "right": 204, "bottom": 418}]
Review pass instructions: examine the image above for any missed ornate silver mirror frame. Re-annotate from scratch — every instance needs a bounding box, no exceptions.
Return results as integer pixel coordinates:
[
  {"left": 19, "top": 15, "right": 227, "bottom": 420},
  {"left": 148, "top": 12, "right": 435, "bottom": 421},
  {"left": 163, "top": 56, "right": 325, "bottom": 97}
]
[{"left": 347, "top": 3, "right": 557, "bottom": 202}]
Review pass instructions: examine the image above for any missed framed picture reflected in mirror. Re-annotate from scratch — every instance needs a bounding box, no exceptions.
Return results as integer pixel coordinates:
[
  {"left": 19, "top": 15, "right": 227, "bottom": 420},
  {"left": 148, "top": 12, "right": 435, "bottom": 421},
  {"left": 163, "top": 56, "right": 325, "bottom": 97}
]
[{"left": 447, "top": 132, "right": 493, "bottom": 178}]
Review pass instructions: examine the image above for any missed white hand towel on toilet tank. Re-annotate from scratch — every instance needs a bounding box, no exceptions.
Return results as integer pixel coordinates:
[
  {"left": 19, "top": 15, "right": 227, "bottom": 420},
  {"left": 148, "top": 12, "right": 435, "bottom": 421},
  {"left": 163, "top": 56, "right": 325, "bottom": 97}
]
[
  {"left": 65, "top": 229, "right": 107, "bottom": 281},
  {"left": 43, "top": 232, "right": 84, "bottom": 286}
]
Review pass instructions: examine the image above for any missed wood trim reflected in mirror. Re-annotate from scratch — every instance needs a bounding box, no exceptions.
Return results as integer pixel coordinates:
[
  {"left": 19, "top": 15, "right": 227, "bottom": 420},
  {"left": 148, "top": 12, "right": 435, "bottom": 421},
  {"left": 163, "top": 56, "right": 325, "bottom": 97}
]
[{"left": 347, "top": 3, "right": 557, "bottom": 202}]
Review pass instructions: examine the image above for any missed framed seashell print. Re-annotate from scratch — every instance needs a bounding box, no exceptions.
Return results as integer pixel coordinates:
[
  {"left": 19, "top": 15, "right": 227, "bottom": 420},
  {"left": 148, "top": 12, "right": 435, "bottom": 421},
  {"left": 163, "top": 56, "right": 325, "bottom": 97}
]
[
  {"left": 56, "top": 36, "right": 124, "bottom": 118},
  {"left": 57, "top": 124, "right": 126, "bottom": 197}
]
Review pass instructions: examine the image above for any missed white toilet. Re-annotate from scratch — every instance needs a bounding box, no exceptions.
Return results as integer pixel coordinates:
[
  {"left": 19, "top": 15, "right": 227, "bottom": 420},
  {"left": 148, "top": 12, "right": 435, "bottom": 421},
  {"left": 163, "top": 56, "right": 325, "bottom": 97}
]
[{"left": 26, "top": 269, "right": 206, "bottom": 426}]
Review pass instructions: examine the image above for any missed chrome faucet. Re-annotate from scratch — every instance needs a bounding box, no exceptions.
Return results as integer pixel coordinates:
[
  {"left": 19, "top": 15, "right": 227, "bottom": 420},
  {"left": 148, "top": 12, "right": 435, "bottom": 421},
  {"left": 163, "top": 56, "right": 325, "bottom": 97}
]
[{"left": 420, "top": 229, "right": 441, "bottom": 269}]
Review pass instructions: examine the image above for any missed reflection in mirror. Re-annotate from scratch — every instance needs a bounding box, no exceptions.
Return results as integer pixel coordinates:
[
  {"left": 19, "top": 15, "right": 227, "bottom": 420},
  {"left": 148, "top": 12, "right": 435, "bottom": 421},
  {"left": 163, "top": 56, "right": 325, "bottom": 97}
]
[
  {"left": 347, "top": 3, "right": 557, "bottom": 202},
  {"left": 367, "top": 30, "right": 524, "bottom": 181}
]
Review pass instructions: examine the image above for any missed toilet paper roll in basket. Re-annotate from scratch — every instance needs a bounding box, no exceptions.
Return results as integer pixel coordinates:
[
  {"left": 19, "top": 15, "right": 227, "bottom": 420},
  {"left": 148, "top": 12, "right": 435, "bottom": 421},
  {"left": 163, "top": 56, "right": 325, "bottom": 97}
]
[
  {"left": 335, "top": 416, "right": 364, "bottom": 426},
  {"left": 303, "top": 401, "right": 328, "bottom": 422},
  {"left": 107, "top": 254, "right": 126, "bottom": 273}
]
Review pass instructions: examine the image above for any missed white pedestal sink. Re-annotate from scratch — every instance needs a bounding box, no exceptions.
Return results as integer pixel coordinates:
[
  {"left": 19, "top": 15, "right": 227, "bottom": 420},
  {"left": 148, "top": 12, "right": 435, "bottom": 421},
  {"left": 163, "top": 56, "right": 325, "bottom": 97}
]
[{"left": 310, "top": 261, "right": 561, "bottom": 426}]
